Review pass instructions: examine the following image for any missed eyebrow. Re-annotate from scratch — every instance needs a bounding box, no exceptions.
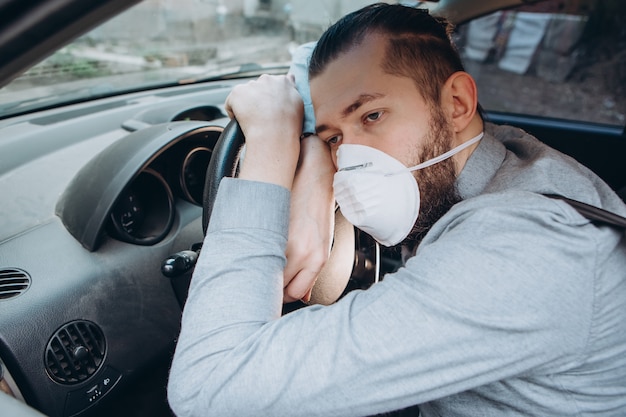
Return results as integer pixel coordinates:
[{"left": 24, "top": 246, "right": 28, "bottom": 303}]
[{"left": 315, "top": 93, "right": 384, "bottom": 135}]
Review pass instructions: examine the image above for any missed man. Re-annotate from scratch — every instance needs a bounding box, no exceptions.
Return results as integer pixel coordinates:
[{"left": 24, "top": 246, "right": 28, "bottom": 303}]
[{"left": 168, "top": 4, "right": 626, "bottom": 416}]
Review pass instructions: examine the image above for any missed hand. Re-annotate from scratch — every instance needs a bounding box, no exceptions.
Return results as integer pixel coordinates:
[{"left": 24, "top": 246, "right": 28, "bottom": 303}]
[
  {"left": 224, "top": 74, "right": 304, "bottom": 189},
  {"left": 283, "top": 135, "right": 336, "bottom": 303}
]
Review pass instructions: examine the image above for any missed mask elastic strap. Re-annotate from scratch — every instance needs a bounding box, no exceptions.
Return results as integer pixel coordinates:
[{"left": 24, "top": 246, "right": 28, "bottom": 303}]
[{"left": 404, "top": 132, "right": 484, "bottom": 173}]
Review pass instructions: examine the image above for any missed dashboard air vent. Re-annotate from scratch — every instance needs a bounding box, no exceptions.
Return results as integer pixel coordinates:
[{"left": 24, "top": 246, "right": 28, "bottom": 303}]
[
  {"left": 0, "top": 268, "right": 31, "bottom": 300},
  {"left": 45, "top": 320, "right": 106, "bottom": 385}
]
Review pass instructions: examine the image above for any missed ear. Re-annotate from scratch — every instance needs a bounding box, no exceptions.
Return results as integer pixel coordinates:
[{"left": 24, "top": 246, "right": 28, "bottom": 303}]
[{"left": 441, "top": 71, "right": 478, "bottom": 133}]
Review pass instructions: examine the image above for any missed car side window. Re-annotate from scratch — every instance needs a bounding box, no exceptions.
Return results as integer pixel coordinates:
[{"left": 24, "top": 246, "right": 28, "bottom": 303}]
[{"left": 454, "top": 0, "right": 625, "bottom": 127}]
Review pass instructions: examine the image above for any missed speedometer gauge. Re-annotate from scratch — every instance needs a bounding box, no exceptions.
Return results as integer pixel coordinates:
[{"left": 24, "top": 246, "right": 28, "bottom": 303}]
[
  {"left": 108, "top": 169, "right": 174, "bottom": 245},
  {"left": 180, "top": 146, "right": 212, "bottom": 205},
  {"left": 112, "top": 191, "right": 144, "bottom": 234}
]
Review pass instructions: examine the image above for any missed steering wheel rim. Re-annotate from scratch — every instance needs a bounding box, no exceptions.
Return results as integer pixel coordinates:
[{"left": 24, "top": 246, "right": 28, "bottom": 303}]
[
  {"left": 202, "top": 119, "right": 379, "bottom": 305},
  {"left": 202, "top": 119, "right": 244, "bottom": 234}
]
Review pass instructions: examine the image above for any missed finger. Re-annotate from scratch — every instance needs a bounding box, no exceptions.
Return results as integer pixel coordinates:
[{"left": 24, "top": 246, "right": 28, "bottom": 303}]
[
  {"left": 284, "top": 268, "right": 318, "bottom": 303},
  {"left": 283, "top": 254, "right": 302, "bottom": 288},
  {"left": 223, "top": 93, "right": 235, "bottom": 120},
  {"left": 223, "top": 81, "right": 253, "bottom": 120}
]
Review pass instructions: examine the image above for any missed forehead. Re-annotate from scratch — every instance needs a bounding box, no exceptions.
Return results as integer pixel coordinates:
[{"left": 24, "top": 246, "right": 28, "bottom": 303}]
[
  {"left": 310, "top": 35, "right": 391, "bottom": 119},
  {"left": 310, "top": 33, "right": 388, "bottom": 107},
  {"left": 310, "top": 33, "right": 424, "bottom": 128}
]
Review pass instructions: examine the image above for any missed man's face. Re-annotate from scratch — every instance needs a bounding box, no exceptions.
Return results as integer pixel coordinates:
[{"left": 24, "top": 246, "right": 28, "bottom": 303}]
[
  {"left": 311, "top": 33, "right": 435, "bottom": 168},
  {"left": 310, "top": 33, "right": 460, "bottom": 244}
]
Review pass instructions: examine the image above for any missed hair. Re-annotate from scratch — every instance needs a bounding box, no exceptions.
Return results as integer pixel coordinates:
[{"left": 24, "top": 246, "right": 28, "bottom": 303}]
[{"left": 309, "top": 3, "right": 466, "bottom": 109}]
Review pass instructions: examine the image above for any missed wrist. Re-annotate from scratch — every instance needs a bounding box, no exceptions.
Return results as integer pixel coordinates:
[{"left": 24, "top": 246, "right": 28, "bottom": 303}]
[
  {"left": 298, "top": 135, "right": 335, "bottom": 174},
  {"left": 238, "top": 130, "right": 300, "bottom": 190}
]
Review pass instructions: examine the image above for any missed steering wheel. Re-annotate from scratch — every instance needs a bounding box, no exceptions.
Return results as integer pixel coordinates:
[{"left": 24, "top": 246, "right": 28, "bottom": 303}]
[{"left": 202, "top": 119, "right": 380, "bottom": 305}]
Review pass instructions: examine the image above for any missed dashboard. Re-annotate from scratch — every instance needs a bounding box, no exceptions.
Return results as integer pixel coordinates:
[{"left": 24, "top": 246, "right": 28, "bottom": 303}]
[{"left": 0, "top": 80, "right": 241, "bottom": 417}]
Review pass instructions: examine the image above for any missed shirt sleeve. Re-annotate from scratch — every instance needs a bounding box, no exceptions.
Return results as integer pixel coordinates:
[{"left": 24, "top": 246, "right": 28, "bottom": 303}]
[{"left": 168, "top": 187, "right": 596, "bottom": 417}]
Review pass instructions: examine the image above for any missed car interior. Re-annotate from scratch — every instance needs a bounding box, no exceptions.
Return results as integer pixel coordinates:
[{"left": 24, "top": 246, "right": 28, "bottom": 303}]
[{"left": 0, "top": 0, "right": 624, "bottom": 416}]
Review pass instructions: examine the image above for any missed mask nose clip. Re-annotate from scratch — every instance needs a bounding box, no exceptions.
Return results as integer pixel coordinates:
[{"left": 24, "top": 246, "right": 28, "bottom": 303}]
[{"left": 338, "top": 162, "right": 373, "bottom": 172}]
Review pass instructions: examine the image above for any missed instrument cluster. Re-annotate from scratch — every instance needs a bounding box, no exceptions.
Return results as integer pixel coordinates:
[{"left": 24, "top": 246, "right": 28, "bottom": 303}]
[{"left": 107, "top": 125, "right": 223, "bottom": 245}]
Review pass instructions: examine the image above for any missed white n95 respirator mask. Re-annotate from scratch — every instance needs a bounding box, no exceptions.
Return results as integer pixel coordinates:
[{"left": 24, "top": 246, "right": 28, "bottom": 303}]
[{"left": 333, "top": 133, "right": 483, "bottom": 246}]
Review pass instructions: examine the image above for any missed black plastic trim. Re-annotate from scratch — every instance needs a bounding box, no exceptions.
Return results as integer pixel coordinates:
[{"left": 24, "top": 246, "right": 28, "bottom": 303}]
[
  {"left": 55, "top": 121, "right": 219, "bottom": 251},
  {"left": 0, "top": 0, "right": 142, "bottom": 89},
  {"left": 486, "top": 111, "right": 625, "bottom": 137},
  {"left": 107, "top": 168, "right": 175, "bottom": 246},
  {"left": 44, "top": 320, "right": 106, "bottom": 385},
  {"left": 122, "top": 103, "right": 226, "bottom": 132},
  {"left": 0, "top": 268, "right": 31, "bottom": 300}
]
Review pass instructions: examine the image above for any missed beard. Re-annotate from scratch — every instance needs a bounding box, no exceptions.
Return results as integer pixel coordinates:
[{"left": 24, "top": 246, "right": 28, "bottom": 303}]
[{"left": 401, "top": 109, "right": 461, "bottom": 247}]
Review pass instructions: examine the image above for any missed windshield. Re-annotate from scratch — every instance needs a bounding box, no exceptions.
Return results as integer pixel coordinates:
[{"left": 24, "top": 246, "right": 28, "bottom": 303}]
[
  {"left": 1, "top": 0, "right": 624, "bottom": 128},
  {"left": 0, "top": 0, "right": 384, "bottom": 118}
]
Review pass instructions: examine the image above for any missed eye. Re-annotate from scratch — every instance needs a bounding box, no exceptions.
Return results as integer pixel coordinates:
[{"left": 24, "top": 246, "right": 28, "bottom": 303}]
[
  {"left": 326, "top": 134, "right": 342, "bottom": 145},
  {"left": 364, "top": 111, "right": 384, "bottom": 123}
]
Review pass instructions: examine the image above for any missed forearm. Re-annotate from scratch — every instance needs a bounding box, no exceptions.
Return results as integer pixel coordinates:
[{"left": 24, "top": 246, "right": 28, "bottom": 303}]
[
  {"left": 168, "top": 178, "right": 290, "bottom": 415},
  {"left": 283, "top": 135, "right": 336, "bottom": 302},
  {"left": 293, "top": 134, "right": 335, "bottom": 200}
]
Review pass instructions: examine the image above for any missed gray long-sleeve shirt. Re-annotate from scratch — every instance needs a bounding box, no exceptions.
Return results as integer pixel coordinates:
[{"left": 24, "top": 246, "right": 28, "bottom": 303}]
[{"left": 168, "top": 123, "right": 626, "bottom": 416}]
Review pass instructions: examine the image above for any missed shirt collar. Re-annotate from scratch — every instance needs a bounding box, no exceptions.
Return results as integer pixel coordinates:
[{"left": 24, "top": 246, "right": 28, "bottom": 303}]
[{"left": 455, "top": 123, "right": 507, "bottom": 200}]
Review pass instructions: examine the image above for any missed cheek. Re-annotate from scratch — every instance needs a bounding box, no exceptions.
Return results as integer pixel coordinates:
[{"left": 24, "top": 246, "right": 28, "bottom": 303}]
[{"left": 381, "top": 124, "right": 427, "bottom": 166}]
